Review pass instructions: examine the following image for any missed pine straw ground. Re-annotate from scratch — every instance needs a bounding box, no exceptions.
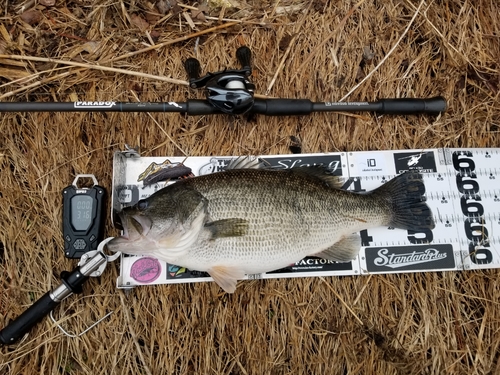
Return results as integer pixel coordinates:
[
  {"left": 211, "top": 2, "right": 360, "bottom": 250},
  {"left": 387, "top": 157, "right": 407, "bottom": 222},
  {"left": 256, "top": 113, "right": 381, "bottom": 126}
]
[{"left": 0, "top": 1, "right": 499, "bottom": 374}]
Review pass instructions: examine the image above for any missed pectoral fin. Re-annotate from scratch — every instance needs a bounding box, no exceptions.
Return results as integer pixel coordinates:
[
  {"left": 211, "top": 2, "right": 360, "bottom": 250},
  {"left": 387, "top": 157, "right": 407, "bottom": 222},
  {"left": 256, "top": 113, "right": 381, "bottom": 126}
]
[
  {"left": 315, "top": 233, "right": 361, "bottom": 262},
  {"left": 205, "top": 218, "right": 249, "bottom": 239},
  {"left": 208, "top": 265, "right": 246, "bottom": 293}
]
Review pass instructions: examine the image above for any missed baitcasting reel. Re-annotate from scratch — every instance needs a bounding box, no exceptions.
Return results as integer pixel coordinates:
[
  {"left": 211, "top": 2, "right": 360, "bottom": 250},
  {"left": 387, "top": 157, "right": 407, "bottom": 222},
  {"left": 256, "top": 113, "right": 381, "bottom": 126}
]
[{"left": 184, "top": 46, "right": 255, "bottom": 115}]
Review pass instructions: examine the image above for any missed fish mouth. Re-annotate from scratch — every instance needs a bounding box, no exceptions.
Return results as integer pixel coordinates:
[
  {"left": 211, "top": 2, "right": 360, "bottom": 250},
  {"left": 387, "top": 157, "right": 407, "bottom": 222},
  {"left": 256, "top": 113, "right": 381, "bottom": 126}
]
[
  {"left": 131, "top": 214, "right": 152, "bottom": 237},
  {"left": 107, "top": 212, "right": 154, "bottom": 254},
  {"left": 114, "top": 211, "right": 152, "bottom": 241}
]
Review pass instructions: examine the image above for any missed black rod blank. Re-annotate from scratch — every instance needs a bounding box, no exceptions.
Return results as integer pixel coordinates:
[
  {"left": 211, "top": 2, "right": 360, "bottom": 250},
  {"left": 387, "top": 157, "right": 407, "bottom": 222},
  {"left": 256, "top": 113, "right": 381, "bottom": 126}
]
[{"left": 0, "top": 97, "right": 446, "bottom": 116}]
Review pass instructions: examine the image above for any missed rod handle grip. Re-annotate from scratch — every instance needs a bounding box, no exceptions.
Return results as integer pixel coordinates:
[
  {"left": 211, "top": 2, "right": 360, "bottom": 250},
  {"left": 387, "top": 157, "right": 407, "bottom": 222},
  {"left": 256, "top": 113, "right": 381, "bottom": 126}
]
[
  {"left": 0, "top": 292, "right": 59, "bottom": 345},
  {"left": 251, "top": 99, "right": 313, "bottom": 116},
  {"left": 378, "top": 96, "right": 447, "bottom": 115}
]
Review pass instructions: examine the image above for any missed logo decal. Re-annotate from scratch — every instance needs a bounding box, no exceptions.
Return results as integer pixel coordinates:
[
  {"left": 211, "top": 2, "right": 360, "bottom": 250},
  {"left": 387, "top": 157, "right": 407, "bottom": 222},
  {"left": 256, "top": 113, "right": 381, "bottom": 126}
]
[
  {"left": 138, "top": 159, "right": 192, "bottom": 186},
  {"left": 168, "top": 264, "right": 187, "bottom": 277},
  {"left": 198, "top": 155, "right": 343, "bottom": 176},
  {"left": 393, "top": 151, "right": 437, "bottom": 173},
  {"left": 268, "top": 256, "right": 352, "bottom": 274},
  {"left": 365, "top": 244, "right": 455, "bottom": 272},
  {"left": 130, "top": 257, "right": 162, "bottom": 283},
  {"left": 166, "top": 264, "right": 210, "bottom": 279},
  {"left": 265, "top": 155, "right": 343, "bottom": 175},
  {"left": 374, "top": 248, "right": 447, "bottom": 268},
  {"left": 351, "top": 152, "right": 387, "bottom": 175},
  {"left": 199, "top": 158, "right": 232, "bottom": 175},
  {"left": 74, "top": 101, "right": 116, "bottom": 108}
]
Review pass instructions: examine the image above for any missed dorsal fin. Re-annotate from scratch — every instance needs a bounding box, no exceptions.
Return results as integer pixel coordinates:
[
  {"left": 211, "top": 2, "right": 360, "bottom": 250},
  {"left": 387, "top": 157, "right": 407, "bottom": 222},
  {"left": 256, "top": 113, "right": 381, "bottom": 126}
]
[
  {"left": 225, "top": 156, "right": 268, "bottom": 170},
  {"left": 289, "top": 165, "right": 344, "bottom": 189}
]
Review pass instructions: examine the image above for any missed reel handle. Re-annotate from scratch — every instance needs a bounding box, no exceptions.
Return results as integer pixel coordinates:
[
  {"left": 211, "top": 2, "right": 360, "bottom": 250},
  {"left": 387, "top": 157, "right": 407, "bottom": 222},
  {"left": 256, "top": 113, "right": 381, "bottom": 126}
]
[
  {"left": 236, "top": 46, "right": 252, "bottom": 73},
  {"left": 184, "top": 58, "right": 201, "bottom": 84}
]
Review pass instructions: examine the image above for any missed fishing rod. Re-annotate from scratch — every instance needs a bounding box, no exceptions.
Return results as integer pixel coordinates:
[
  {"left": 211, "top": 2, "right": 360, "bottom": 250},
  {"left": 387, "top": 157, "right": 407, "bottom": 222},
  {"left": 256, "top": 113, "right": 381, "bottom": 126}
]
[{"left": 0, "top": 46, "right": 447, "bottom": 116}]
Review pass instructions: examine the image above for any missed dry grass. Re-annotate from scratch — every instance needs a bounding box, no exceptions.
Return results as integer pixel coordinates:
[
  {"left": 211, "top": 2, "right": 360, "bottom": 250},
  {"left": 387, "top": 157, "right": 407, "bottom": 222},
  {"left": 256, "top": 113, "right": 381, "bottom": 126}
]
[{"left": 1, "top": 1, "right": 499, "bottom": 374}]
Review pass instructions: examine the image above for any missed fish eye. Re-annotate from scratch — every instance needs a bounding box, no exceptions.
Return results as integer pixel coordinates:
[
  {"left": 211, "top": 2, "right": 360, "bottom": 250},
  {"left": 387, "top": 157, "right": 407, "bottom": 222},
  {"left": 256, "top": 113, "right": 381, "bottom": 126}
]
[{"left": 137, "top": 199, "right": 148, "bottom": 211}]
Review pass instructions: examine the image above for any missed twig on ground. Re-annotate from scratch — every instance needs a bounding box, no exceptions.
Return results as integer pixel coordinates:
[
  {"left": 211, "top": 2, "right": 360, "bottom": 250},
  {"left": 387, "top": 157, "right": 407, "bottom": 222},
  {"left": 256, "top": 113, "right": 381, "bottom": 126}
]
[{"left": 0, "top": 54, "right": 188, "bottom": 86}]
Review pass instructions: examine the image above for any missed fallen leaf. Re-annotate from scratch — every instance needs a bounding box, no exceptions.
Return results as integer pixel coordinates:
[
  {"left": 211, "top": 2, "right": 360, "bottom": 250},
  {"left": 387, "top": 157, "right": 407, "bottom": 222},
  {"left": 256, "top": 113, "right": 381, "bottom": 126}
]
[
  {"left": 0, "top": 23, "right": 12, "bottom": 43},
  {"left": 20, "top": 10, "right": 43, "bottom": 25},
  {"left": 312, "top": 0, "right": 328, "bottom": 13},
  {"left": 356, "top": 65, "right": 365, "bottom": 81},
  {"left": 150, "top": 30, "right": 161, "bottom": 42},
  {"left": 183, "top": 12, "right": 196, "bottom": 29},
  {"left": 156, "top": 0, "right": 170, "bottom": 15},
  {"left": 191, "top": 9, "right": 206, "bottom": 22},
  {"left": 130, "top": 14, "right": 150, "bottom": 32},
  {"left": 128, "top": 82, "right": 143, "bottom": 93},
  {"left": 279, "top": 33, "right": 294, "bottom": 51},
  {"left": 456, "top": 75, "right": 466, "bottom": 90},
  {"left": 40, "top": 0, "right": 56, "bottom": 6},
  {"left": 468, "top": 66, "right": 499, "bottom": 94},
  {"left": 145, "top": 11, "right": 160, "bottom": 23},
  {"left": 171, "top": 3, "right": 182, "bottom": 15},
  {"left": 289, "top": 136, "right": 302, "bottom": 154},
  {"left": 362, "top": 46, "right": 375, "bottom": 61}
]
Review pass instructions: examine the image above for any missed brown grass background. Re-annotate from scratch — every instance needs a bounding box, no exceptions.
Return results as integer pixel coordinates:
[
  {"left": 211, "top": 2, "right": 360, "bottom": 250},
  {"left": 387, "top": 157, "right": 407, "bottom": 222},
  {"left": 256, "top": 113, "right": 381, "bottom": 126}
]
[{"left": 1, "top": 1, "right": 499, "bottom": 374}]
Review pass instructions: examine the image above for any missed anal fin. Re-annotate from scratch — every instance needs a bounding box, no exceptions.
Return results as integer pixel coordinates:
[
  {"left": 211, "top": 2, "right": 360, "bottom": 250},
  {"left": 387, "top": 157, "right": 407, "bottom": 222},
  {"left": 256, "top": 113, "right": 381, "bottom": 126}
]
[
  {"left": 208, "top": 265, "right": 246, "bottom": 293},
  {"left": 315, "top": 233, "right": 361, "bottom": 262}
]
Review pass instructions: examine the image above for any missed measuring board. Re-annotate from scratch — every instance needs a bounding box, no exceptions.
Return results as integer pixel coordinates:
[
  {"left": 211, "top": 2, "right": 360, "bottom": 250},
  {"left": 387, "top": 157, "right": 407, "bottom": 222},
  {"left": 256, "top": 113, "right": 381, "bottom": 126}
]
[{"left": 111, "top": 148, "right": 500, "bottom": 288}]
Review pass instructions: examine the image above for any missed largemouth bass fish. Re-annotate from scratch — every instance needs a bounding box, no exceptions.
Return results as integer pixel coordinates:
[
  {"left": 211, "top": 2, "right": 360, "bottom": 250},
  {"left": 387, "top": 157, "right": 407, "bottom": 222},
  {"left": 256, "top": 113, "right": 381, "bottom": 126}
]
[{"left": 108, "top": 159, "right": 435, "bottom": 293}]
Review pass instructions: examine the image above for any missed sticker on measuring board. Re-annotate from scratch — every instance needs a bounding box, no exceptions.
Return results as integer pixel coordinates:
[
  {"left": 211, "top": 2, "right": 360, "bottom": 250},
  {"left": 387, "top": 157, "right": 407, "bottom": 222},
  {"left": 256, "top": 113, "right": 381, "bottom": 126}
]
[
  {"left": 447, "top": 149, "right": 500, "bottom": 270},
  {"left": 359, "top": 244, "right": 460, "bottom": 274},
  {"left": 112, "top": 149, "right": 500, "bottom": 288}
]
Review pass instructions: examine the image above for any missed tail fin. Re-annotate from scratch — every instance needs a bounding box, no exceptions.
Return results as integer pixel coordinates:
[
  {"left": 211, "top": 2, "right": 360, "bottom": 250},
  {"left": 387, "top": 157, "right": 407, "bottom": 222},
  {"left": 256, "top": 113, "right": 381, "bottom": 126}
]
[{"left": 374, "top": 172, "right": 435, "bottom": 231}]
